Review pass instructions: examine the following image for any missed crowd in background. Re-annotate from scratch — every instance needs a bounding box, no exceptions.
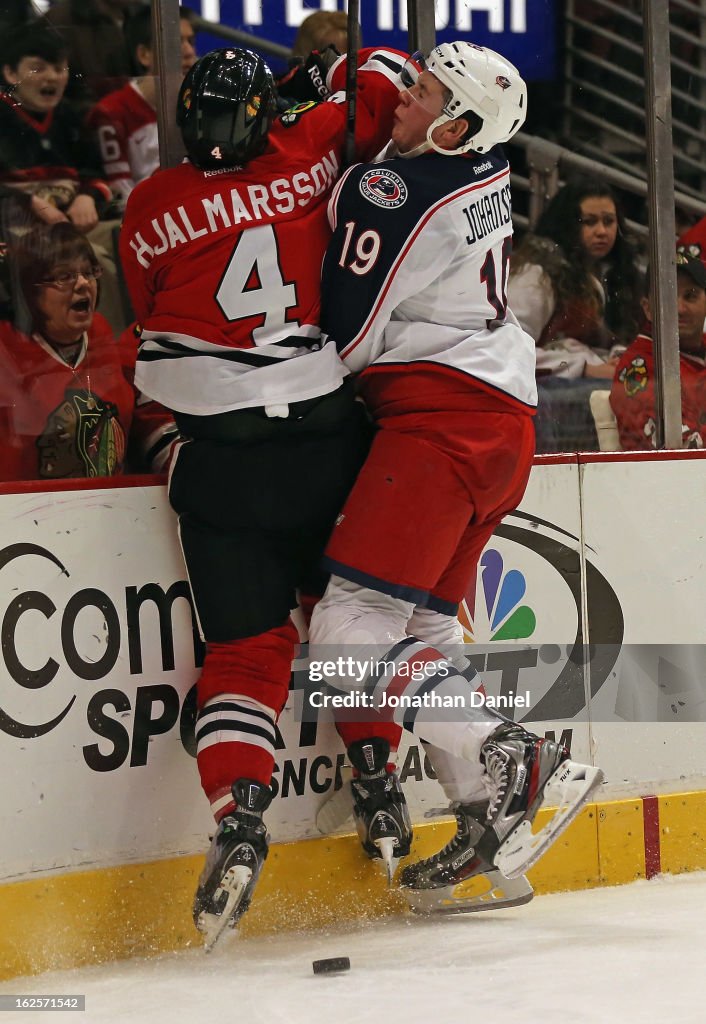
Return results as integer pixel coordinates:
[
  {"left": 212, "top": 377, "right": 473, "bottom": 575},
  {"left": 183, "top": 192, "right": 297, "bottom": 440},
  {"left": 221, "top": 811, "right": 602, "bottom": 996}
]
[{"left": 1, "top": 1, "right": 705, "bottom": 485}]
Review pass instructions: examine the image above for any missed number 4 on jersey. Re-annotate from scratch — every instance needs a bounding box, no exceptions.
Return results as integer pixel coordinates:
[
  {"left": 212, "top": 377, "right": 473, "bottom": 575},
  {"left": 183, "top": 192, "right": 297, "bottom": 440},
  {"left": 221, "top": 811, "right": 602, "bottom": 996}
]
[{"left": 216, "top": 224, "right": 299, "bottom": 344}]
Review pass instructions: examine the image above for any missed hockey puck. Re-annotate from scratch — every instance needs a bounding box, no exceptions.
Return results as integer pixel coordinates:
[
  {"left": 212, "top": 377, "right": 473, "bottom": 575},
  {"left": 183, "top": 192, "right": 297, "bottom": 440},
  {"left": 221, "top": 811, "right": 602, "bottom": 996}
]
[{"left": 312, "top": 957, "right": 351, "bottom": 975}]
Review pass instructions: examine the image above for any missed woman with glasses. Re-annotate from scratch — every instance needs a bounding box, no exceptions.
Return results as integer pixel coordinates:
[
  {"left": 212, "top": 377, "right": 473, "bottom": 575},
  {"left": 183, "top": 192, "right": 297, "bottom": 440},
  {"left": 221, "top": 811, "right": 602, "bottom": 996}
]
[
  {"left": 507, "top": 175, "right": 642, "bottom": 450},
  {"left": 0, "top": 222, "right": 176, "bottom": 480}
]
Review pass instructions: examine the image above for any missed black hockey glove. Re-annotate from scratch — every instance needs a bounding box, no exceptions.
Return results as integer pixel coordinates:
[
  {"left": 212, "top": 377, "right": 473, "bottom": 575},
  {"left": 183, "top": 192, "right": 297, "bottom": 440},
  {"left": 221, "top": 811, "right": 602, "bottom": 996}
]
[{"left": 276, "top": 45, "right": 340, "bottom": 105}]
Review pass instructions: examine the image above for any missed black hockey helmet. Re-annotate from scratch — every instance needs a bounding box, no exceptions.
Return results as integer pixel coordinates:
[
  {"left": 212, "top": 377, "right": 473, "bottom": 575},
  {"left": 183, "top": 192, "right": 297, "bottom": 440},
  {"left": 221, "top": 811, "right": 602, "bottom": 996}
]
[{"left": 177, "top": 48, "right": 276, "bottom": 170}]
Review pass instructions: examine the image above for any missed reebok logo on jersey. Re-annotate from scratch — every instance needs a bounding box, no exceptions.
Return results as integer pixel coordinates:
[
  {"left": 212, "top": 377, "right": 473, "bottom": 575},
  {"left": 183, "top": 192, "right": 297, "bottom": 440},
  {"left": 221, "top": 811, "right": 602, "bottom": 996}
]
[
  {"left": 473, "top": 160, "right": 493, "bottom": 175},
  {"left": 204, "top": 165, "right": 241, "bottom": 177},
  {"left": 359, "top": 168, "right": 408, "bottom": 209}
]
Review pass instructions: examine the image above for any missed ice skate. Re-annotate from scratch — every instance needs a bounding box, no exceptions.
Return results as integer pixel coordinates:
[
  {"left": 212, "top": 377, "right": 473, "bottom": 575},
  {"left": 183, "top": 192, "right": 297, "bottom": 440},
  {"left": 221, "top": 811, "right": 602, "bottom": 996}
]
[
  {"left": 348, "top": 738, "right": 412, "bottom": 884},
  {"left": 193, "top": 778, "right": 272, "bottom": 953},
  {"left": 399, "top": 800, "right": 534, "bottom": 914},
  {"left": 480, "top": 723, "right": 604, "bottom": 879}
]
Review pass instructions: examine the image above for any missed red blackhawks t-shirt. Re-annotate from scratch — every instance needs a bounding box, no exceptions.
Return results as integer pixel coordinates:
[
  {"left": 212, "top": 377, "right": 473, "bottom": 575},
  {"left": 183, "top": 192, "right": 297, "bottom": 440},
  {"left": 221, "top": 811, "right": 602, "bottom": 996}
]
[{"left": 0, "top": 314, "right": 170, "bottom": 481}]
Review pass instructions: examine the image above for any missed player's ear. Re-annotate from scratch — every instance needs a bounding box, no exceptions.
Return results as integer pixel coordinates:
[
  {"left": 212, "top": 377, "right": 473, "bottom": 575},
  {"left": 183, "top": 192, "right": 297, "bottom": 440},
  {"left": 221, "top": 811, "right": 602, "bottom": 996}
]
[
  {"left": 433, "top": 116, "right": 469, "bottom": 152},
  {"left": 448, "top": 116, "right": 470, "bottom": 148}
]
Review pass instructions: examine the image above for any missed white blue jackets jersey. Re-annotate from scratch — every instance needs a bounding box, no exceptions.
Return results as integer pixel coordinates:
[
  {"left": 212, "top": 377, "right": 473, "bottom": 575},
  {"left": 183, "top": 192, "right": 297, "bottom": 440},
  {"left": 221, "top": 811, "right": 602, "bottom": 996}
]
[{"left": 321, "top": 146, "right": 537, "bottom": 410}]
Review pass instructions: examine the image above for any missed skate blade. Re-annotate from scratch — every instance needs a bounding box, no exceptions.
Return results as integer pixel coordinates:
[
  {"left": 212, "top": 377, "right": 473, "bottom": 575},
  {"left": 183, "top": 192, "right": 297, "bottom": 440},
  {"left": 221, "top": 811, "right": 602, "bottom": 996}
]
[
  {"left": 198, "top": 864, "right": 253, "bottom": 954},
  {"left": 495, "top": 761, "right": 604, "bottom": 879},
  {"left": 374, "top": 836, "right": 398, "bottom": 886},
  {"left": 315, "top": 766, "right": 354, "bottom": 834},
  {"left": 404, "top": 870, "right": 534, "bottom": 915}
]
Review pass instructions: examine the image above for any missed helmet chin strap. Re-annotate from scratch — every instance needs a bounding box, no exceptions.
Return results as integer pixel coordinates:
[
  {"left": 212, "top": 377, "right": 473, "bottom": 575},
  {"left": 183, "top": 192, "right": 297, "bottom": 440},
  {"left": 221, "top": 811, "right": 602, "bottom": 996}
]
[
  {"left": 399, "top": 138, "right": 433, "bottom": 159},
  {"left": 425, "top": 114, "right": 476, "bottom": 156},
  {"left": 374, "top": 138, "right": 431, "bottom": 161}
]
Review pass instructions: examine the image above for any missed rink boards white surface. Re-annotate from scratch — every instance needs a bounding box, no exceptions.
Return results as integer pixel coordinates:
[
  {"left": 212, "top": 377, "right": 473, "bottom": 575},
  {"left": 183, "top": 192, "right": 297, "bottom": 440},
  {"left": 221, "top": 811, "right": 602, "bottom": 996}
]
[{"left": 1, "top": 451, "right": 706, "bottom": 978}]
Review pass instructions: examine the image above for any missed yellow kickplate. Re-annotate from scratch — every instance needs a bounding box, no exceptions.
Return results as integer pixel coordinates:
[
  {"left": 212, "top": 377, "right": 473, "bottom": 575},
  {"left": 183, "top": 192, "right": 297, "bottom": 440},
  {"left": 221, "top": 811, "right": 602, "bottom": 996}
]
[{"left": 1, "top": 791, "right": 704, "bottom": 981}]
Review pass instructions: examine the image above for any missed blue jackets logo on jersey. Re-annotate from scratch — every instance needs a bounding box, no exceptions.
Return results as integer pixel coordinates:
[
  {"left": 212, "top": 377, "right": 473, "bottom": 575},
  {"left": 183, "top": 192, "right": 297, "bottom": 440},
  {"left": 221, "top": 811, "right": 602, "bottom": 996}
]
[{"left": 359, "top": 169, "right": 408, "bottom": 209}]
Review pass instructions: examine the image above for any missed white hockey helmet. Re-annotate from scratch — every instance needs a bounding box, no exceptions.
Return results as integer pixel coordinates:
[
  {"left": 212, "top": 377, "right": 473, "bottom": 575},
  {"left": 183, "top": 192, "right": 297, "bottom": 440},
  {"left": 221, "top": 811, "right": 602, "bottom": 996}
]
[{"left": 422, "top": 41, "right": 527, "bottom": 155}]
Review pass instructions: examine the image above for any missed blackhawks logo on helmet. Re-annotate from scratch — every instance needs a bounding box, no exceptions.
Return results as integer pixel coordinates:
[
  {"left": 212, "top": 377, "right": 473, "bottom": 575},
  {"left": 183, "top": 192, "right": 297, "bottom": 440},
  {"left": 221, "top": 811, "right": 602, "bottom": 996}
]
[
  {"left": 619, "top": 357, "right": 648, "bottom": 397},
  {"left": 246, "top": 94, "right": 261, "bottom": 119}
]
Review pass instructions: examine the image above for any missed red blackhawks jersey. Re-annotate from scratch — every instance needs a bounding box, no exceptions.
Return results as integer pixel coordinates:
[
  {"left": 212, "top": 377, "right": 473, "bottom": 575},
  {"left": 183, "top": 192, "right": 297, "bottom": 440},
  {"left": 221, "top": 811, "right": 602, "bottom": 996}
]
[
  {"left": 86, "top": 82, "right": 158, "bottom": 205},
  {"left": 119, "top": 50, "right": 404, "bottom": 416},
  {"left": 610, "top": 333, "right": 706, "bottom": 449},
  {"left": 0, "top": 314, "right": 177, "bottom": 481}
]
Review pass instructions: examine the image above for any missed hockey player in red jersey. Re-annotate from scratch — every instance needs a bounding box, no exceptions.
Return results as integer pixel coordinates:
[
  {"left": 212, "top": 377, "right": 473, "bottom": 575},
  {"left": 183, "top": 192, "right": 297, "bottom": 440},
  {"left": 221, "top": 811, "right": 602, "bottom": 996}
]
[
  {"left": 119, "top": 46, "right": 406, "bottom": 950},
  {"left": 309, "top": 42, "right": 604, "bottom": 909}
]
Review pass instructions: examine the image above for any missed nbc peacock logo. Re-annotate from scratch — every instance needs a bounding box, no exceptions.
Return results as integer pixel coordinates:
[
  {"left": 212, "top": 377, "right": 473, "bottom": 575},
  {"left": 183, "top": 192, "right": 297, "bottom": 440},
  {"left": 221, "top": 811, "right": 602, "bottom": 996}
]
[{"left": 458, "top": 548, "right": 536, "bottom": 643}]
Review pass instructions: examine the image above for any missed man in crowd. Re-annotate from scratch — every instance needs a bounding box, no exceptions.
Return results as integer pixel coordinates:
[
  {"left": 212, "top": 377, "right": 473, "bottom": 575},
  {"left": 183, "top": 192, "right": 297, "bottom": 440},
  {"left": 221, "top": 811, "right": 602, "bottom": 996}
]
[
  {"left": 87, "top": 6, "right": 197, "bottom": 211},
  {"left": 611, "top": 251, "right": 706, "bottom": 449},
  {"left": 308, "top": 42, "right": 603, "bottom": 904}
]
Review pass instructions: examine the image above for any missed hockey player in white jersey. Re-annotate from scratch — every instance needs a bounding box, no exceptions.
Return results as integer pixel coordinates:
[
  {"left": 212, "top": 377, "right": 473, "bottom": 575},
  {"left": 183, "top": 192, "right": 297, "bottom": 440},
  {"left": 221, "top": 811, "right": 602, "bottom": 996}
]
[{"left": 310, "top": 42, "right": 604, "bottom": 902}]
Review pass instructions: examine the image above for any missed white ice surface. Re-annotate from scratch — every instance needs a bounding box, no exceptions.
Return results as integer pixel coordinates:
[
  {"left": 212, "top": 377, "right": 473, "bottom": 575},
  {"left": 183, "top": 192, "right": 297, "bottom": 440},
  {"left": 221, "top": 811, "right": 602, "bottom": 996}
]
[{"left": 2, "top": 872, "right": 704, "bottom": 1024}]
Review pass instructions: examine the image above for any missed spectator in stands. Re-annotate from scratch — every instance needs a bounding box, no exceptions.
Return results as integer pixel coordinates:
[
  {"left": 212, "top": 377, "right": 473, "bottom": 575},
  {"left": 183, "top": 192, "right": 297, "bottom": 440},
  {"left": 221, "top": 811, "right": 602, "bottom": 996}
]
[
  {"left": 277, "top": 11, "right": 359, "bottom": 110},
  {"left": 610, "top": 252, "right": 706, "bottom": 450},
  {"left": 510, "top": 175, "right": 641, "bottom": 374},
  {"left": 43, "top": 0, "right": 139, "bottom": 112},
  {"left": 0, "top": 222, "right": 176, "bottom": 481},
  {"left": 0, "top": 23, "right": 111, "bottom": 233},
  {"left": 508, "top": 175, "right": 642, "bottom": 451},
  {"left": 0, "top": 22, "right": 129, "bottom": 333},
  {"left": 87, "top": 6, "right": 196, "bottom": 211},
  {"left": 292, "top": 10, "right": 350, "bottom": 58}
]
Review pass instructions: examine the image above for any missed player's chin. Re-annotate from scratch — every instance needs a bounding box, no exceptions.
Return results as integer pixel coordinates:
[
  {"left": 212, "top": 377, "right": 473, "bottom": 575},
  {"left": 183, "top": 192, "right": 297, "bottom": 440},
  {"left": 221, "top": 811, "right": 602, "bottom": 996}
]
[{"left": 390, "top": 123, "right": 405, "bottom": 148}]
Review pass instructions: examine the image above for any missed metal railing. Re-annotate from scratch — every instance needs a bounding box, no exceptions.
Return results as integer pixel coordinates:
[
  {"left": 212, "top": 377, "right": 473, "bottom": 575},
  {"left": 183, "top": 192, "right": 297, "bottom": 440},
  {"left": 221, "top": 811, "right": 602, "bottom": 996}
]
[
  {"left": 511, "top": 133, "right": 706, "bottom": 233},
  {"left": 563, "top": 0, "right": 706, "bottom": 205}
]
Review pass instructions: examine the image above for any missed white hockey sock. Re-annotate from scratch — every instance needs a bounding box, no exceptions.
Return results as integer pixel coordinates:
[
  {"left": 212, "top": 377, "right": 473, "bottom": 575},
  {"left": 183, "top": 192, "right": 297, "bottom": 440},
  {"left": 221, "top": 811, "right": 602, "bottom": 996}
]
[{"left": 368, "top": 639, "right": 504, "bottom": 762}]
